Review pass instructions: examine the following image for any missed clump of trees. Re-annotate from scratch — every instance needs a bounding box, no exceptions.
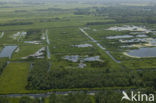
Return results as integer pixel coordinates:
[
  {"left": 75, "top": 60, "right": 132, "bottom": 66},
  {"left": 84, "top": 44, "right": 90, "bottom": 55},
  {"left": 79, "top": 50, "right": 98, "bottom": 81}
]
[
  {"left": 74, "top": 8, "right": 92, "bottom": 15},
  {"left": 19, "top": 97, "right": 40, "bottom": 103},
  {"left": 26, "top": 60, "right": 50, "bottom": 90},
  {"left": 49, "top": 93, "right": 92, "bottom": 103},
  {"left": 25, "top": 29, "right": 42, "bottom": 40},
  {"left": 26, "top": 60, "right": 156, "bottom": 90},
  {"left": 0, "top": 97, "right": 9, "bottom": 103},
  {"left": 26, "top": 60, "right": 135, "bottom": 90}
]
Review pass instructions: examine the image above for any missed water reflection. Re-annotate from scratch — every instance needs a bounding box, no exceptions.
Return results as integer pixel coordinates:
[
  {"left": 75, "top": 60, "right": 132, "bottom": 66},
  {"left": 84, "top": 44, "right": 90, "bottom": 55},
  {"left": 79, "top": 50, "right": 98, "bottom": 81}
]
[
  {"left": 127, "top": 47, "right": 156, "bottom": 57},
  {"left": 0, "top": 46, "right": 17, "bottom": 59}
]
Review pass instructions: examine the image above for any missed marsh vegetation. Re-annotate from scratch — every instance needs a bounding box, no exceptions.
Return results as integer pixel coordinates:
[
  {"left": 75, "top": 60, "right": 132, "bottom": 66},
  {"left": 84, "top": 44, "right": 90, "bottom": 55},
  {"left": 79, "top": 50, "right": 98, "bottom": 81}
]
[{"left": 0, "top": 0, "right": 156, "bottom": 102}]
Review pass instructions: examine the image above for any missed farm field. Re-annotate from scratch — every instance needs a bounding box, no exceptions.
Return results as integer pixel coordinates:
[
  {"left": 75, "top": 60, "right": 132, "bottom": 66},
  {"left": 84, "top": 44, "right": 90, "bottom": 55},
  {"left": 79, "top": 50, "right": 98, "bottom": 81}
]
[
  {"left": 0, "top": 63, "right": 29, "bottom": 94},
  {"left": 0, "top": 0, "right": 156, "bottom": 102}
]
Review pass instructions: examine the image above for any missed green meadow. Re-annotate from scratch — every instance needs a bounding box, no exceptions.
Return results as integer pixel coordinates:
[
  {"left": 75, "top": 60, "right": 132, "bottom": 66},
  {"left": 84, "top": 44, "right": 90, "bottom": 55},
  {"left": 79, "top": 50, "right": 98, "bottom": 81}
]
[
  {"left": 0, "top": 63, "right": 29, "bottom": 94},
  {"left": 0, "top": 1, "right": 156, "bottom": 102}
]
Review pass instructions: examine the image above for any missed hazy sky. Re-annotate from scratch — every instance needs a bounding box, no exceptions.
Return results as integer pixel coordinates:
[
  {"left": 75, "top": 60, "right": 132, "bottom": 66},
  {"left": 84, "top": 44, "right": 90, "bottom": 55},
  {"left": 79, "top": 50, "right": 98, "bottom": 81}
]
[{"left": 0, "top": 0, "right": 155, "bottom": 3}]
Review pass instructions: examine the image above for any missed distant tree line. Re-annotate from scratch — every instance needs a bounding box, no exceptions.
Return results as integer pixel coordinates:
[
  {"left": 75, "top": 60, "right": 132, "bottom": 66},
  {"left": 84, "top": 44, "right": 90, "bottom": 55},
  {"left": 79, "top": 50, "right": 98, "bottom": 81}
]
[
  {"left": 0, "top": 22, "right": 33, "bottom": 26},
  {"left": 86, "top": 21, "right": 116, "bottom": 25},
  {"left": 75, "top": 6, "right": 156, "bottom": 24},
  {"left": 74, "top": 8, "right": 92, "bottom": 15},
  {"left": 39, "top": 18, "right": 61, "bottom": 22}
]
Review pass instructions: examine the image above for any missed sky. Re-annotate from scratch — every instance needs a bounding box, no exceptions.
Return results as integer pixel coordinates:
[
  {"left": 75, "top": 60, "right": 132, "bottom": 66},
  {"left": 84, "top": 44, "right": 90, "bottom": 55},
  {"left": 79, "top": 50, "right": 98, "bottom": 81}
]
[{"left": 0, "top": 0, "right": 155, "bottom": 3}]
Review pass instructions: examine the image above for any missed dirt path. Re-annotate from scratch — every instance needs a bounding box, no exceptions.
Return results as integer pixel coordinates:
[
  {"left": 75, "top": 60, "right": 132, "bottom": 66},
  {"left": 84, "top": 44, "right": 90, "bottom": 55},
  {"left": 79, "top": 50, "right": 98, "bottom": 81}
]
[
  {"left": 79, "top": 28, "right": 121, "bottom": 63},
  {"left": 46, "top": 30, "right": 50, "bottom": 45}
]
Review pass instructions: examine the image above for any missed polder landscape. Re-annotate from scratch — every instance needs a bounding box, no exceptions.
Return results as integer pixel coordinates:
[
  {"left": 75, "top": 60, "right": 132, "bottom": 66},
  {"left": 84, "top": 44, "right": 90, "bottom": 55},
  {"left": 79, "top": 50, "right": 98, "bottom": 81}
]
[{"left": 0, "top": 0, "right": 156, "bottom": 102}]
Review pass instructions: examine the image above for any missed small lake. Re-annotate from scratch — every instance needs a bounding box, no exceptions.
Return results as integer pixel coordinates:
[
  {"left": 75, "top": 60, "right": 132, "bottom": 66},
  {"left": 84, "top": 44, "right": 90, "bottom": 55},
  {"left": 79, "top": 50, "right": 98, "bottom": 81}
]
[
  {"left": 73, "top": 44, "right": 93, "bottom": 48},
  {"left": 106, "top": 35, "right": 133, "bottom": 39},
  {"left": 63, "top": 55, "right": 103, "bottom": 62},
  {"left": 127, "top": 47, "right": 156, "bottom": 58},
  {"left": 107, "top": 25, "right": 150, "bottom": 33},
  {"left": 0, "top": 46, "right": 17, "bottom": 59},
  {"left": 136, "top": 34, "right": 147, "bottom": 38}
]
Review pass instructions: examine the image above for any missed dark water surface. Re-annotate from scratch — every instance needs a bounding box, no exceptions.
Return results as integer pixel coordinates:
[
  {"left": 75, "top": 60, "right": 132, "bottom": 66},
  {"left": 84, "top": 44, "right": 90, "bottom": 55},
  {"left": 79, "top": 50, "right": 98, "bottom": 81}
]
[{"left": 127, "top": 47, "right": 156, "bottom": 57}]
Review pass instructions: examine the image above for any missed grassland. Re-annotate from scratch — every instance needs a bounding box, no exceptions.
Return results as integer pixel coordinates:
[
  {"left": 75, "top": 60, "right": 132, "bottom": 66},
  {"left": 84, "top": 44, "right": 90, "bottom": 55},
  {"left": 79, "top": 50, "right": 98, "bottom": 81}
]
[
  {"left": 83, "top": 24, "right": 156, "bottom": 69},
  {"left": 0, "top": 63, "right": 29, "bottom": 94},
  {"left": 12, "top": 44, "right": 44, "bottom": 60},
  {"left": 0, "top": 2, "right": 156, "bottom": 102}
]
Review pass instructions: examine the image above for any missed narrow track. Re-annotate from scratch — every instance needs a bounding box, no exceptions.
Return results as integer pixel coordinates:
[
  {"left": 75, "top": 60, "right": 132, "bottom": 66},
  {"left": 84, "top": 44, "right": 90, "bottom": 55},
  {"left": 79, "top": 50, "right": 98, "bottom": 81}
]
[{"left": 79, "top": 28, "right": 121, "bottom": 63}]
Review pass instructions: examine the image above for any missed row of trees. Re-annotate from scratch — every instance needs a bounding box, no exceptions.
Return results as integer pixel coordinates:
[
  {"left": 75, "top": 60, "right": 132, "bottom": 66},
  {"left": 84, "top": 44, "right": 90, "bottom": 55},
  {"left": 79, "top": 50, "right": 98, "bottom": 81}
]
[
  {"left": 86, "top": 21, "right": 116, "bottom": 25},
  {"left": 1, "top": 90, "right": 156, "bottom": 103},
  {"left": 0, "top": 22, "right": 33, "bottom": 26},
  {"left": 0, "top": 96, "right": 40, "bottom": 103},
  {"left": 0, "top": 92, "right": 121, "bottom": 103}
]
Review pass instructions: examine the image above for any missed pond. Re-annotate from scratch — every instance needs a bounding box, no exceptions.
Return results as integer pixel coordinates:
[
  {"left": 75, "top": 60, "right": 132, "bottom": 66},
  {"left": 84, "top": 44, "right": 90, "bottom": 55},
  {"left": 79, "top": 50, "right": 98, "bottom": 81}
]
[
  {"left": 73, "top": 44, "right": 93, "bottom": 48},
  {"left": 0, "top": 45, "right": 17, "bottom": 59},
  {"left": 21, "top": 47, "right": 45, "bottom": 59},
  {"left": 127, "top": 47, "right": 156, "bottom": 58},
  {"left": 106, "top": 35, "right": 133, "bottom": 39},
  {"left": 107, "top": 25, "right": 150, "bottom": 33},
  {"left": 119, "top": 38, "right": 155, "bottom": 43},
  {"left": 63, "top": 55, "right": 103, "bottom": 62},
  {"left": 64, "top": 55, "right": 79, "bottom": 62},
  {"left": 136, "top": 34, "right": 147, "bottom": 38},
  {"left": 24, "top": 41, "right": 42, "bottom": 44}
]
